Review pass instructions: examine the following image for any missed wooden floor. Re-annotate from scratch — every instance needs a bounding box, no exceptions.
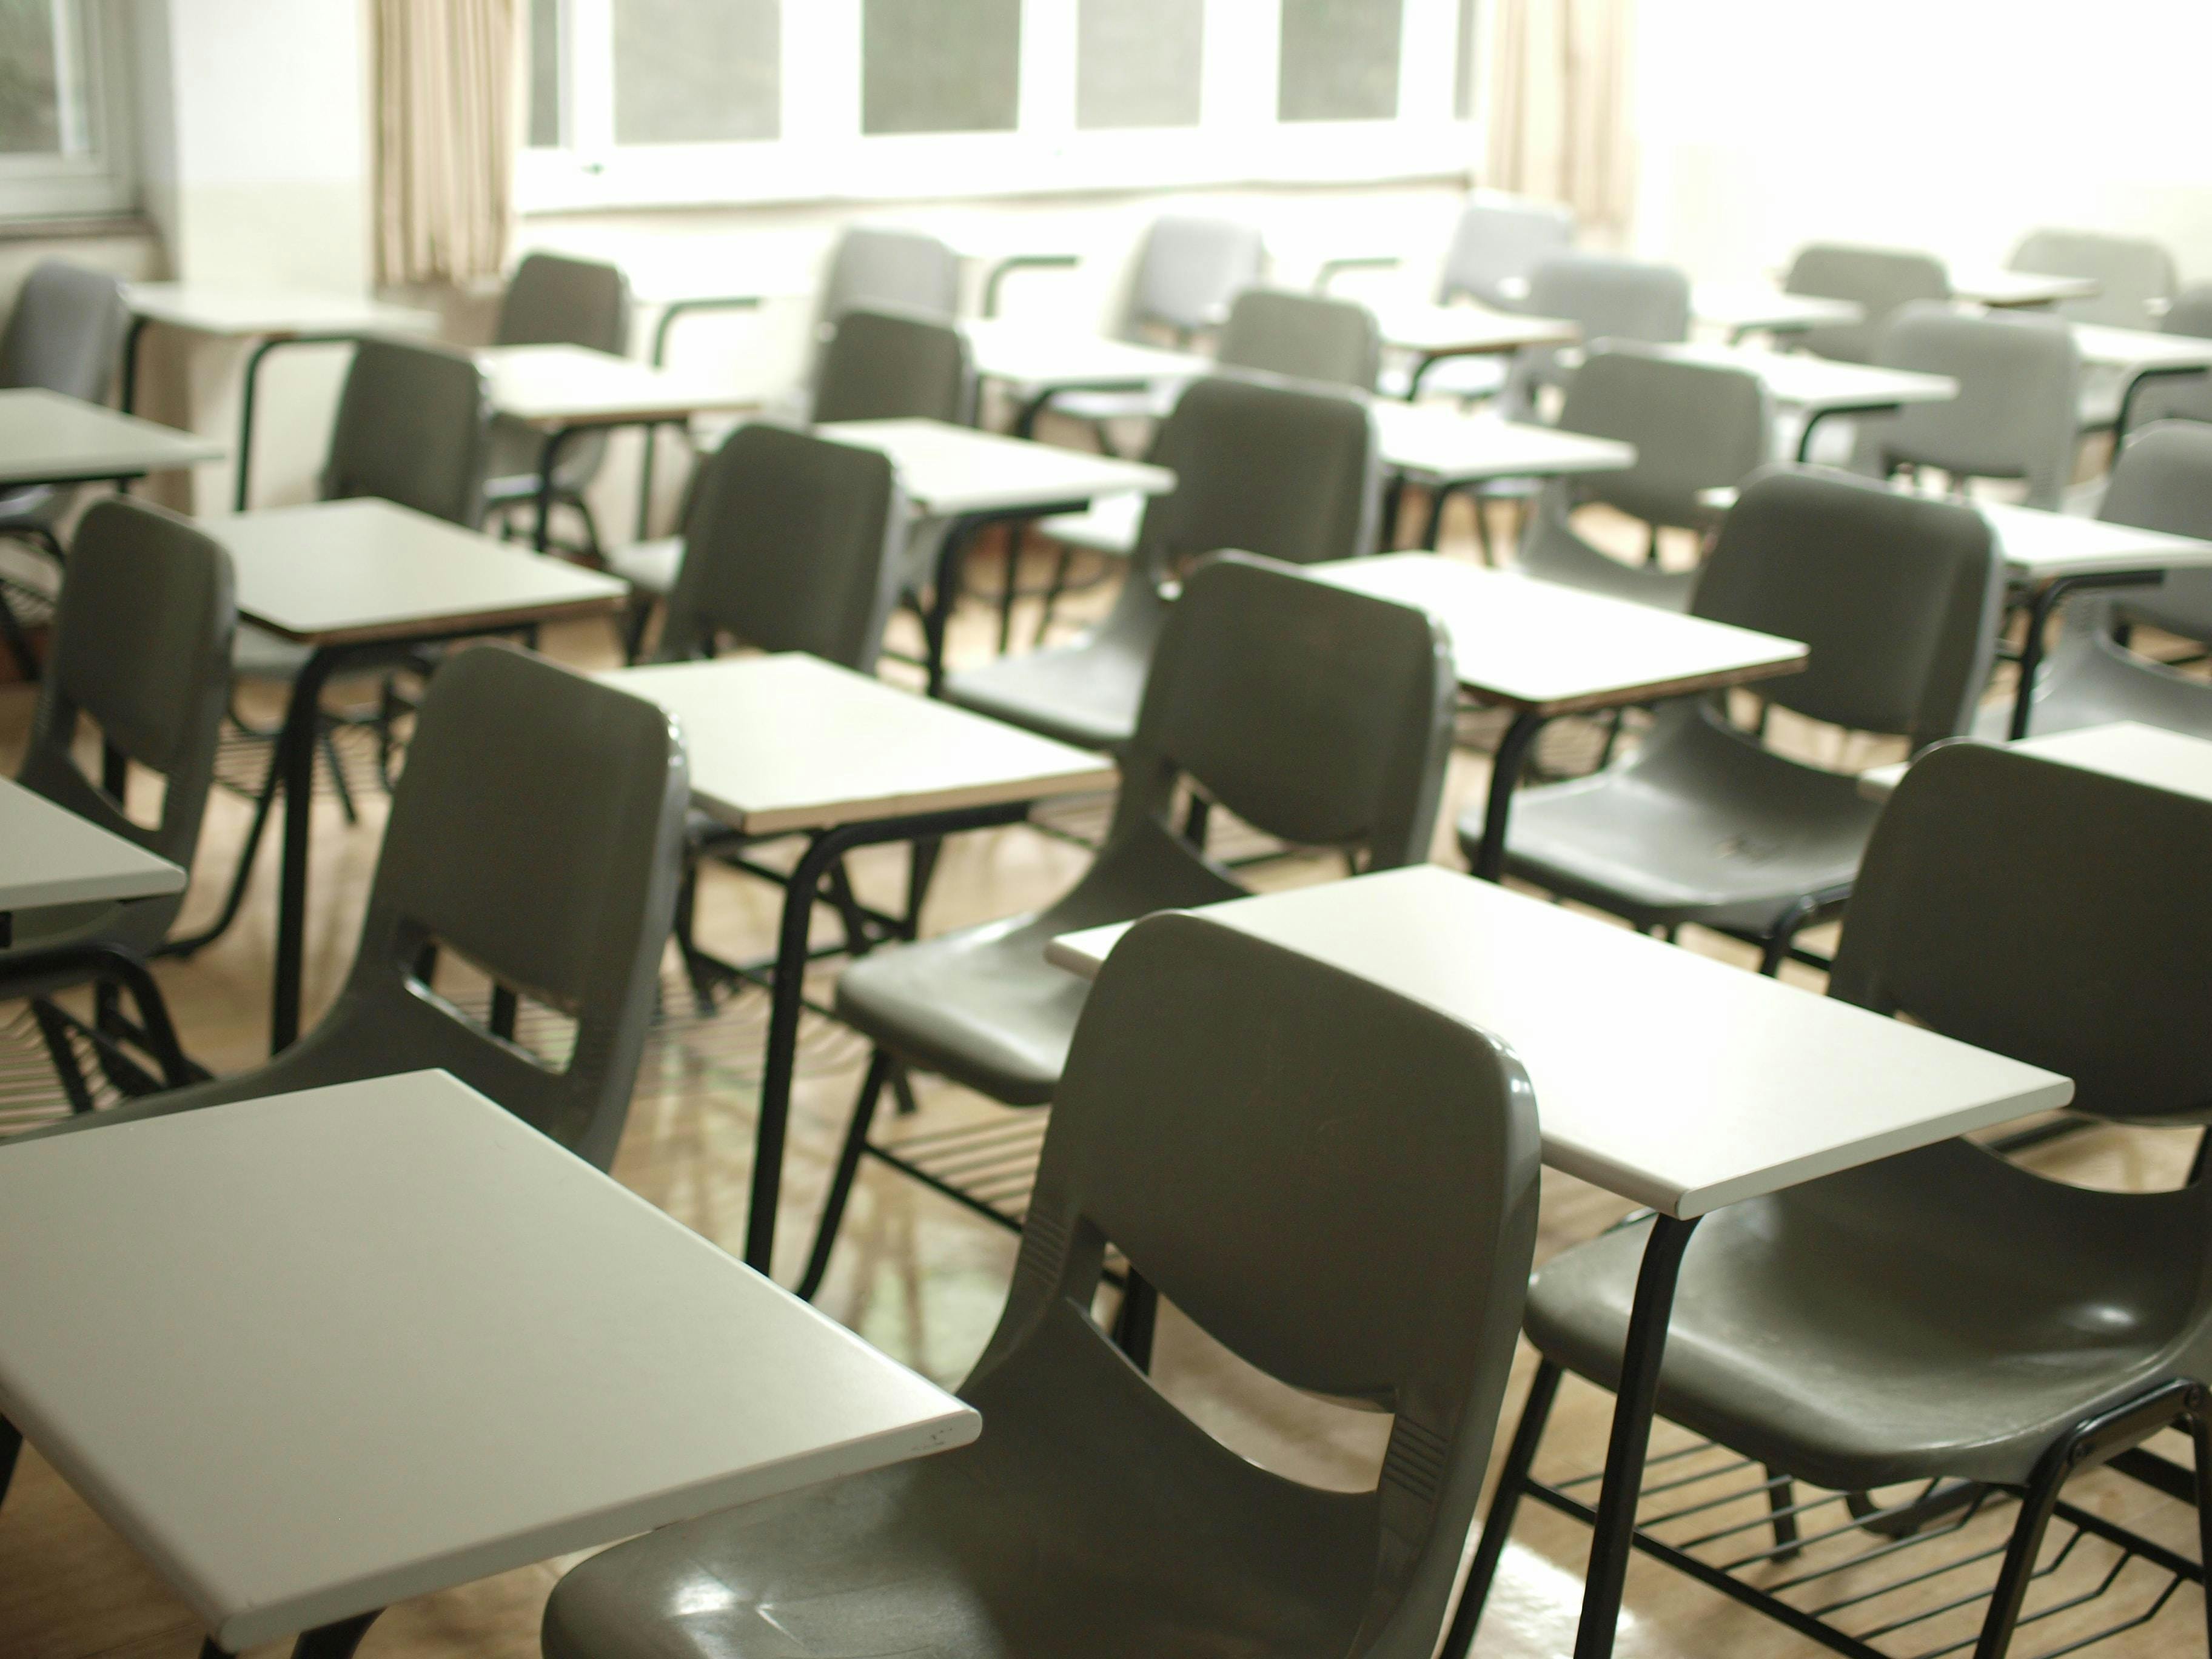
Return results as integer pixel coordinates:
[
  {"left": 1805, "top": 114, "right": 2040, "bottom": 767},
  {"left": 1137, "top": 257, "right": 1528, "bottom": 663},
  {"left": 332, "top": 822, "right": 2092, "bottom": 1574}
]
[{"left": 2, "top": 502, "right": 2206, "bottom": 1659}]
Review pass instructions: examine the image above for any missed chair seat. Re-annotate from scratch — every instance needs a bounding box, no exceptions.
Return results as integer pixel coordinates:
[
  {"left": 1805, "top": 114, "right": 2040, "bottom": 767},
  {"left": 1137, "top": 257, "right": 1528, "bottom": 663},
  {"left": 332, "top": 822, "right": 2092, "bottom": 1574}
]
[
  {"left": 1034, "top": 493, "right": 1142, "bottom": 559},
  {"left": 606, "top": 535, "right": 684, "bottom": 596},
  {"left": 1527, "top": 1139, "right": 2205, "bottom": 1493},
  {"left": 834, "top": 911, "right": 1082, "bottom": 1105},
  {"left": 942, "top": 631, "right": 1148, "bottom": 753},
  {"left": 483, "top": 412, "right": 604, "bottom": 505},
  {"left": 1472, "top": 708, "right": 1879, "bottom": 933},
  {"left": 543, "top": 1305, "right": 1377, "bottom": 1659}
]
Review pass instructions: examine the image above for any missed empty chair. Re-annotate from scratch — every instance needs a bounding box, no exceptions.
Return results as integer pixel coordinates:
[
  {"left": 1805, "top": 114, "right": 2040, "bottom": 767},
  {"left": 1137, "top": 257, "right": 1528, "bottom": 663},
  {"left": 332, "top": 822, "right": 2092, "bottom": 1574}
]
[
  {"left": 480, "top": 253, "right": 634, "bottom": 557},
  {"left": 1438, "top": 192, "right": 1577, "bottom": 311},
  {"left": 1998, "top": 422, "right": 2212, "bottom": 737},
  {"left": 1783, "top": 243, "right": 1951, "bottom": 364},
  {"left": 4, "top": 499, "right": 233, "bottom": 1103},
  {"left": 805, "top": 554, "right": 1456, "bottom": 1293},
  {"left": 1506, "top": 346, "right": 1771, "bottom": 609},
  {"left": 2123, "top": 282, "right": 2212, "bottom": 430},
  {"left": 1495, "top": 252, "right": 1691, "bottom": 421},
  {"left": 13, "top": 644, "right": 690, "bottom": 1172},
  {"left": 2008, "top": 227, "right": 2176, "bottom": 332},
  {"left": 943, "top": 375, "right": 1381, "bottom": 752},
  {"left": 545, "top": 908, "right": 1538, "bottom": 1659},
  {"left": 0, "top": 260, "right": 132, "bottom": 674},
  {"left": 1461, "top": 742, "right": 2212, "bottom": 1659},
  {"left": 1849, "top": 301, "right": 2080, "bottom": 511},
  {"left": 818, "top": 224, "right": 962, "bottom": 326},
  {"left": 1466, "top": 466, "right": 2003, "bottom": 973}
]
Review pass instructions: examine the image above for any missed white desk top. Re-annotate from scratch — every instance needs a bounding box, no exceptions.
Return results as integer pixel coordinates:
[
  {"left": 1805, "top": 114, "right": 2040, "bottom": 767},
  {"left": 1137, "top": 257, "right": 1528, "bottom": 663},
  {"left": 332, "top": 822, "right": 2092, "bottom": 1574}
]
[
  {"left": 816, "top": 417, "right": 1175, "bottom": 518},
  {"left": 1692, "top": 283, "right": 1865, "bottom": 335},
  {"left": 2068, "top": 323, "right": 2212, "bottom": 374},
  {"left": 1653, "top": 343, "right": 1958, "bottom": 415},
  {"left": 960, "top": 318, "right": 1212, "bottom": 397},
  {"left": 606, "top": 654, "right": 1118, "bottom": 835},
  {"left": 1309, "top": 555, "right": 1807, "bottom": 714},
  {"left": 124, "top": 282, "right": 440, "bottom": 339},
  {"left": 206, "top": 498, "right": 627, "bottom": 645},
  {"left": 1977, "top": 500, "right": 2212, "bottom": 581},
  {"left": 1047, "top": 866, "right": 2071, "bottom": 1218},
  {"left": 1369, "top": 403, "right": 1636, "bottom": 484},
  {"left": 1375, "top": 302, "right": 1580, "bottom": 358},
  {"left": 1954, "top": 267, "right": 2102, "bottom": 309},
  {"left": 478, "top": 344, "right": 760, "bottom": 428},
  {"left": 0, "top": 1071, "right": 977, "bottom": 1652},
  {"left": 0, "top": 388, "right": 223, "bottom": 488},
  {"left": 1860, "top": 721, "right": 2212, "bottom": 802},
  {"left": 0, "top": 776, "right": 185, "bottom": 914}
]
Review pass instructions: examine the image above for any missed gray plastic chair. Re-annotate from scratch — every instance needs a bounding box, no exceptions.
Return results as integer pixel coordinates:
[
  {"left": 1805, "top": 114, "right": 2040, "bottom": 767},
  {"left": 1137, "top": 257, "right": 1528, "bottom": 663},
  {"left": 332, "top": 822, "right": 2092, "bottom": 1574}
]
[
  {"left": 1496, "top": 253, "right": 1691, "bottom": 421},
  {"left": 0, "top": 260, "right": 132, "bottom": 671},
  {"left": 1996, "top": 422, "right": 2212, "bottom": 737},
  {"left": 1849, "top": 301, "right": 2081, "bottom": 511},
  {"left": 481, "top": 253, "right": 634, "bottom": 557},
  {"left": 943, "top": 375, "right": 1381, "bottom": 752},
  {"left": 1376, "top": 194, "right": 1577, "bottom": 403},
  {"left": 12, "top": 643, "right": 690, "bottom": 1171},
  {"left": 1467, "top": 466, "right": 2003, "bottom": 973},
  {"left": 807, "top": 553, "right": 1455, "bottom": 1292},
  {"left": 819, "top": 225, "right": 962, "bottom": 325},
  {"left": 1502, "top": 345, "right": 1770, "bottom": 609},
  {"left": 1468, "top": 742, "right": 2212, "bottom": 1659},
  {"left": 2008, "top": 227, "right": 2176, "bottom": 332},
  {"left": 2125, "top": 283, "right": 2212, "bottom": 431},
  {"left": 545, "top": 908, "right": 1538, "bottom": 1659},
  {"left": 321, "top": 336, "right": 495, "bottom": 526},
  {"left": 1783, "top": 243, "right": 1952, "bottom": 364}
]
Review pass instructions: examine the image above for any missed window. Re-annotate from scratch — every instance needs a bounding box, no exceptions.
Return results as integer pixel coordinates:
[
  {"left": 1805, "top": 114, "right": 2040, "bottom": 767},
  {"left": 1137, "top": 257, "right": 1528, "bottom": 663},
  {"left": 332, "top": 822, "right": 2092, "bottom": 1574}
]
[
  {"left": 0, "top": 0, "right": 133, "bottom": 219},
  {"left": 522, "top": 0, "right": 1478, "bottom": 212}
]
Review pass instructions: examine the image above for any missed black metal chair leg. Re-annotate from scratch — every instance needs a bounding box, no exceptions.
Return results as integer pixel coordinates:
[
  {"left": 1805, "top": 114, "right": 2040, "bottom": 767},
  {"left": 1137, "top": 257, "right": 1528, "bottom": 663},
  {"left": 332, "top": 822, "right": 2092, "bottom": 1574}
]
[
  {"left": 0, "top": 1414, "right": 20, "bottom": 1509},
  {"left": 2190, "top": 1408, "right": 2212, "bottom": 1648},
  {"left": 1110, "top": 1268, "right": 1158, "bottom": 1371},
  {"left": 797, "top": 1050, "right": 895, "bottom": 1301},
  {"left": 823, "top": 858, "right": 873, "bottom": 956},
  {"left": 320, "top": 726, "right": 358, "bottom": 825},
  {"left": 1182, "top": 793, "right": 1212, "bottom": 851},
  {"left": 1763, "top": 1466, "right": 1801, "bottom": 1560},
  {"left": 1445, "top": 1359, "right": 1563, "bottom": 1658},
  {"left": 162, "top": 752, "right": 283, "bottom": 959},
  {"left": 0, "top": 588, "right": 38, "bottom": 682},
  {"left": 672, "top": 864, "right": 717, "bottom": 1016},
  {"left": 30, "top": 999, "right": 95, "bottom": 1113},
  {"left": 888, "top": 1058, "right": 920, "bottom": 1118},
  {"left": 1033, "top": 543, "right": 1076, "bottom": 647},
  {"left": 569, "top": 492, "right": 605, "bottom": 565}
]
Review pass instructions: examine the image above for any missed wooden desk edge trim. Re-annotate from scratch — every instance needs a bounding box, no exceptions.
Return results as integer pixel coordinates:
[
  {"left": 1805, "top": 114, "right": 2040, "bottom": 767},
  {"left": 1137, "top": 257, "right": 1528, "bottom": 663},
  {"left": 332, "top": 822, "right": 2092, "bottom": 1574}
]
[
  {"left": 1473, "top": 649, "right": 1809, "bottom": 717},
  {"left": 243, "top": 592, "right": 627, "bottom": 648}
]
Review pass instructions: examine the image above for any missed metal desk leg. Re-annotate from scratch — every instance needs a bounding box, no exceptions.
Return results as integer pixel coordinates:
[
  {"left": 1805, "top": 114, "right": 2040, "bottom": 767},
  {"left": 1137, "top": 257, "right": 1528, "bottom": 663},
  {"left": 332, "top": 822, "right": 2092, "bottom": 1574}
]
[
  {"left": 1470, "top": 709, "right": 1549, "bottom": 883},
  {"left": 1404, "top": 351, "right": 1445, "bottom": 401},
  {"left": 923, "top": 515, "right": 986, "bottom": 697},
  {"left": 534, "top": 426, "right": 581, "bottom": 555},
  {"left": 201, "top": 1609, "right": 381, "bottom": 1659},
  {"left": 1572, "top": 1214, "right": 1701, "bottom": 1659},
  {"left": 233, "top": 333, "right": 367, "bottom": 513},
  {"left": 1794, "top": 407, "right": 1838, "bottom": 463},
  {"left": 270, "top": 648, "right": 338, "bottom": 1054},
  {"left": 119, "top": 314, "right": 152, "bottom": 415}
]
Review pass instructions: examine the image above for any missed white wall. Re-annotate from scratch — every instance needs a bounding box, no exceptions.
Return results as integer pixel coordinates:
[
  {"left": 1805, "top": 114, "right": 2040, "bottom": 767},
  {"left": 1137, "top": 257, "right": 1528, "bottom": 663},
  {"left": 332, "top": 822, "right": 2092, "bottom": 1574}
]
[{"left": 1631, "top": 0, "right": 2212, "bottom": 283}]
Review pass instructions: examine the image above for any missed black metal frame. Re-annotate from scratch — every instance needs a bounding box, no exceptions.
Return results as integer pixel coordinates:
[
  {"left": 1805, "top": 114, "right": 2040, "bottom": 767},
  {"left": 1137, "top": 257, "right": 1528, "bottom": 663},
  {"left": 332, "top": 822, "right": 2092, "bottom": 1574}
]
[
  {"left": 1797, "top": 398, "right": 1914, "bottom": 464},
  {"left": 0, "top": 937, "right": 204, "bottom": 1095},
  {"left": 2009, "top": 569, "right": 2170, "bottom": 740},
  {"left": 634, "top": 293, "right": 764, "bottom": 540},
  {"left": 197, "top": 1609, "right": 381, "bottom": 1659},
  {"left": 2111, "top": 363, "right": 2211, "bottom": 445}
]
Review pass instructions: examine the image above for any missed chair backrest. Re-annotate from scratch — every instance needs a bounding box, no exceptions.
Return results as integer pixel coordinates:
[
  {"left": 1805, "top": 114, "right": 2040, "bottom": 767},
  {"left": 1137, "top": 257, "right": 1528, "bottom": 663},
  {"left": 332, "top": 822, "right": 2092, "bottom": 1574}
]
[
  {"left": 310, "top": 644, "right": 688, "bottom": 1168},
  {"left": 1216, "top": 288, "right": 1382, "bottom": 391},
  {"left": 971, "top": 911, "right": 1538, "bottom": 1658},
  {"left": 2126, "top": 284, "right": 2212, "bottom": 428},
  {"left": 0, "top": 260, "right": 129, "bottom": 401},
  {"left": 1557, "top": 344, "right": 1770, "bottom": 528},
  {"left": 321, "top": 338, "right": 493, "bottom": 526},
  {"left": 1783, "top": 243, "right": 1951, "bottom": 364},
  {"left": 1854, "top": 301, "right": 2080, "bottom": 509},
  {"left": 1134, "top": 376, "right": 1381, "bottom": 577},
  {"left": 1692, "top": 466, "right": 2003, "bottom": 751},
  {"left": 812, "top": 305, "right": 976, "bottom": 427},
  {"left": 2099, "top": 421, "right": 2212, "bottom": 645},
  {"left": 1832, "top": 742, "right": 2212, "bottom": 1124},
  {"left": 819, "top": 226, "right": 961, "bottom": 326},
  {"left": 1436, "top": 193, "right": 1575, "bottom": 310},
  {"left": 1125, "top": 215, "right": 1265, "bottom": 341},
  {"left": 495, "top": 252, "right": 632, "bottom": 354},
  {"left": 1527, "top": 253, "right": 1691, "bottom": 347},
  {"left": 1113, "top": 552, "right": 1455, "bottom": 868},
  {"left": 2008, "top": 227, "right": 2177, "bottom": 331},
  {"left": 18, "top": 500, "right": 235, "bottom": 920},
  {"left": 658, "top": 423, "right": 908, "bottom": 672}
]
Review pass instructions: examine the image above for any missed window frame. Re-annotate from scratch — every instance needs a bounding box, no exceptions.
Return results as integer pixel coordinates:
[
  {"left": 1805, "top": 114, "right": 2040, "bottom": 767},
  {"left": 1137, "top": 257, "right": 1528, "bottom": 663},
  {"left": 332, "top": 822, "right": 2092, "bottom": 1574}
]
[
  {"left": 519, "top": 0, "right": 1479, "bottom": 215},
  {"left": 0, "top": 0, "right": 136, "bottom": 222}
]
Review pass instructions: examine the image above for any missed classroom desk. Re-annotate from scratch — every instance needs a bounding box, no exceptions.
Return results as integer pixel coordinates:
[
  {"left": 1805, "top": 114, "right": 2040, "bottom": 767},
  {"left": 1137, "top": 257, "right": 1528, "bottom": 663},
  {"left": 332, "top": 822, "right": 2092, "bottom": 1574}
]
[
  {"left": 476, "top": 343, "right": 760, "bottom": 554},
  {"left": 2067, "top": 323, "right": 2212, "bottom": 439},
  {"left": 1952, "top": 267, "right": 2102, "bottom": 309},
  {"left": 0, "top": 1069, "right": 979, "bottom": 1659},
  {"left": 205, "top": 498, "right": 627, "bottom": 1051},
  {"left": 1306, "top": 555, "right": 1808, "bottom": 880},
  {"left": 814, "top": 416, "right": 1175, "bottom": 679},
  {"left": 1045, "top": 863, "right": 2071, "bottom": 1659},
  {"left": 1493, "top": 276, "right": 1866, "bottom": 343},
  {"left": 120, "top": 284, "right": 440, "bottom": 511},
  {"left": 1860, "top": 720, "right": 2212, "bottom": 803},
  {"left": 603, "top": 654, "right": 1116, "bottom": 1282},
  {"left": 0, "top": 387, "right": 223, "bottom": 492},
  {"left": 960, "top": 318, "right": 1214, "bottom": 438},
  {"left": 1650, "top": 343, "right": 1959, "bottom": 461},
  {"left": 1372, "top": 302, "right": 1581, "bottom": 398},
  {"left": 1369, "top": 404, "right": 1637, "bottom": 548}
]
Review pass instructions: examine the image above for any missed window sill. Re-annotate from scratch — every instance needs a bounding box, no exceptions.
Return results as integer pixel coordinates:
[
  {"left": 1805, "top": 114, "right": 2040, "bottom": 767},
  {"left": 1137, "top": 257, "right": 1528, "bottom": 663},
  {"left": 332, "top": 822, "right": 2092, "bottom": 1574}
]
[{"left": 0, "top": 212, "right": 155, "bottom": 245}]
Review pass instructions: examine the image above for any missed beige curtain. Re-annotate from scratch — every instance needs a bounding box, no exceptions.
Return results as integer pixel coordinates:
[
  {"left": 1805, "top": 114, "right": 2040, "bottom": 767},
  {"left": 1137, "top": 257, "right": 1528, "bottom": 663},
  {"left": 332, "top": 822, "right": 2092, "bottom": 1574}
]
[
  {"left": 374, "top": 0, "right": 520, "bottom": 287},
  {"left": 1484, "top": 0, "right": 1636, "bottom": 243}
]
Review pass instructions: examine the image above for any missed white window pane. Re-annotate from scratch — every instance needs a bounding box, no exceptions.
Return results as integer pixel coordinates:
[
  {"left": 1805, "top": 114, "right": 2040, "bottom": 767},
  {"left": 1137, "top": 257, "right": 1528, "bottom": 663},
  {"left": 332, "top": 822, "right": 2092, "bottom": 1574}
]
[
  {"left": 615, "top": 0, "right": 780, "bottom": 145},
  {"left": 0, "top": 0, "right": 64, "bottom": 154},
  {"left": 1077, "top": 0, "right": 1201, "bottom": 131},
  {"left": 527, "top": 0, "right": 560, "bottom": 149},
  {"left": 861, "top": 0, "right": 1021, "bottom": 136},
  {"left": 1278, "top": 0, "right": 1403, "bottom": 122}
]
